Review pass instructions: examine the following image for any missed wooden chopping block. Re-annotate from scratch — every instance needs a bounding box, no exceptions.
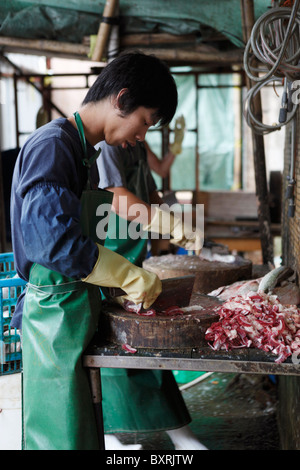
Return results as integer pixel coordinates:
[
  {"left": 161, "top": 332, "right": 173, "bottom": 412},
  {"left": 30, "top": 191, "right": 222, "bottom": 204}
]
[
  {"left": 100, "top": 293, "right": 221, "bottom": 349},
  {"left": 143, "top": 254, "right": 252, "bottom": 294}
]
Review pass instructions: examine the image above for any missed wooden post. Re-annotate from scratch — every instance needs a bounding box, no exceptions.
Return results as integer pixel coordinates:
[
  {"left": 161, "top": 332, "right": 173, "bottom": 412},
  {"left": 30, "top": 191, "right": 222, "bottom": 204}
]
[
  {"left": 162, "top": 126, "right": 170, "bottom": 192},
  {"left": 92, "top": 0, "right": 118, "bottom": 62},
  {"left": 88, "top": 368, "right": 105, "bottom": 450},
  {"left": 240, "top": 0, "right": 274, "bottom": 264}
]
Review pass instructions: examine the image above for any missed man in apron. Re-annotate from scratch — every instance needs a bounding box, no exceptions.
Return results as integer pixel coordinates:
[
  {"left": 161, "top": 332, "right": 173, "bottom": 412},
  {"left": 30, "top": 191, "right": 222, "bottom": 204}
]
[
  {"left": 96, "top": 139, "right": 206, "bottom": 450},
  {"left": 10, "top": 52, "right": 178, "bottom": 450}
]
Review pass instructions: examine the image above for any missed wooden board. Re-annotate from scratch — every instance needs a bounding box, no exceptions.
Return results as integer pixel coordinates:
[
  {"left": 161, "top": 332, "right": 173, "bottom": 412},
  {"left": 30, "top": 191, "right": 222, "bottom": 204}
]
[
  {"left": 100, "top": 293, "right": 222, "bottom": 349},
  {"left": 143, "top": 254, "right": 252, "bottom": 294}
]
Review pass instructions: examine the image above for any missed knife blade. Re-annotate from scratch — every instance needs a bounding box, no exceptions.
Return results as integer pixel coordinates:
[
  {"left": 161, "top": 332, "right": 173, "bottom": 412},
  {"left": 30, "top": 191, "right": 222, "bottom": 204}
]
[{"left": 103, "top": 275, "right": 195, "bottom": 312}]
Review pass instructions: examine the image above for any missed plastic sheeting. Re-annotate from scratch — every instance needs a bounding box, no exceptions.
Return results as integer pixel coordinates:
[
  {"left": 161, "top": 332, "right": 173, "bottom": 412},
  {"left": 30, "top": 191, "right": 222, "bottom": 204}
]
[
  {"left": 0, "top": 1, "right": 269, "bottom": 46},
  {"left": 149, "top": 72, "right": 236, "bottom": 191},
  {"left": 198, "top": 74, "right": 235, "bottom": 190}
]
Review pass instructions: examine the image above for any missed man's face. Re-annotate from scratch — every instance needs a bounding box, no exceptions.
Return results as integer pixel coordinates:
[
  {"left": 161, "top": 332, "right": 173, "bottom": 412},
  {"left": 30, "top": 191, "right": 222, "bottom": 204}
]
[{"left": 105, "top": 106, "right": 158, "bottom": 148}]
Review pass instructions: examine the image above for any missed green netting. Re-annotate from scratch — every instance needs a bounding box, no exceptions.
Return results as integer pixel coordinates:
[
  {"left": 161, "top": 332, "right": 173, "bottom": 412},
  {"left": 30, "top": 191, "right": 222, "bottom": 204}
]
[{"left": 0, "top": 1, "right": 270, "bottom": 46}]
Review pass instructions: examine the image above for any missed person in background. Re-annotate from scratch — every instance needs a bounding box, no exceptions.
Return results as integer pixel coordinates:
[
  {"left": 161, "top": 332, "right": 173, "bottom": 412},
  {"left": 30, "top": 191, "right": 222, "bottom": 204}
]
[
  {"left": 96, "top": 123, "right": 206, "bottom": 450},
  {"left": 145, "top": 115, "right": 185, "bottom": 178},
  {"left": 10, "top": 51, "right": 178, "bottom": 450}
]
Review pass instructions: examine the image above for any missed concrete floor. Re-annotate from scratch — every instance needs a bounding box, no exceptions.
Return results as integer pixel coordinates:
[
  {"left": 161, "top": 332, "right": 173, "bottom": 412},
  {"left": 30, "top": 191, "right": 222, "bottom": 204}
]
[
  {"left": 0, "top": 371, "right": 280, "bottom": 450},
  {"left": 0, "top": 373, "right": 22, "bottom": 450},
  {"left": 115, "top": 372, "right": 280, "bottom": 451}
]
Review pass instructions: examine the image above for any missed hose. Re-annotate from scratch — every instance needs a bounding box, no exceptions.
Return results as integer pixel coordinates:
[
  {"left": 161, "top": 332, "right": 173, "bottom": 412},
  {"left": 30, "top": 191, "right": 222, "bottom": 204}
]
[
  {"left": 179, "top": 371, "right": 214, "bottom": 391},
  {"left": 243, "top": 76, "right": 298, "bottom": 134},
  {"left": 243, "top": 1, "right": 300, "bottom": 134},
  {"left": 244, "top": 3, "right": 300, "bottom": 82}
]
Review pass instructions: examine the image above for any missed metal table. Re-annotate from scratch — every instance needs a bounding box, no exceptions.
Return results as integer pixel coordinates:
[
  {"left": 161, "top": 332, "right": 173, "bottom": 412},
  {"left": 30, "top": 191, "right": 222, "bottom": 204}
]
[{"left": 83, "top": 335, "right": 300, "bottom": 449}]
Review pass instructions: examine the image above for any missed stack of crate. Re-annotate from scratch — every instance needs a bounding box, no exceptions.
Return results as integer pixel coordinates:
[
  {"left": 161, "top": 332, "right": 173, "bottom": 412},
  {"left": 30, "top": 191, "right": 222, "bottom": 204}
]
[{"left": 0, "top": 252, "right": 26, "bottom": 375}]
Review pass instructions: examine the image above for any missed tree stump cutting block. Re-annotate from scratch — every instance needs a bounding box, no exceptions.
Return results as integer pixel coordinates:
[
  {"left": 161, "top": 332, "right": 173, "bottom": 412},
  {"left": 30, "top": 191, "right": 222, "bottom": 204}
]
[
  {"left": 100, "top": 293, "right": 222, "bottom": 349},
  {"left": 143, "top": 254, "right": 252, "bottom": 294}
]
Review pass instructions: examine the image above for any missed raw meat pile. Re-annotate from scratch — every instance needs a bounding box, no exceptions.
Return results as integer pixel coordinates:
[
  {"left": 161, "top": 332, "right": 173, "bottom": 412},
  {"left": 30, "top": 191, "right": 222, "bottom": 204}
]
[{"left": 205, "top": 290, "right": 300, "bottom": 363}]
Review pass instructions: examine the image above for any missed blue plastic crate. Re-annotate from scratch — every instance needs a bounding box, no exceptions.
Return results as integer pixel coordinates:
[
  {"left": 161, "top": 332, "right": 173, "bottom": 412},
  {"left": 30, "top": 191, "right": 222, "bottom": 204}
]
[
  {"left": 0, "top": 252, "right": 18, "bottom": 279},
  {"left": 0, "top": 253, "right": 27, "bottom": 375}
]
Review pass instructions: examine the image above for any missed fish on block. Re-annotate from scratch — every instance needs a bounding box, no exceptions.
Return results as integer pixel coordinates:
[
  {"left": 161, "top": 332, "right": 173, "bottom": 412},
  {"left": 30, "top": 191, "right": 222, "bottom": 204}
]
[{"left": 209, "top": 265, "right": 298, "bottom": 304}]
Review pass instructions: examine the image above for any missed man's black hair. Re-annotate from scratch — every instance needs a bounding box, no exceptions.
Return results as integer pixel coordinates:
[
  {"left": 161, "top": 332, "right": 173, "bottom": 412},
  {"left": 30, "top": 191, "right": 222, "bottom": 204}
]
[{"left": 83, "top": 51, "right": 178, "bottom": 127}]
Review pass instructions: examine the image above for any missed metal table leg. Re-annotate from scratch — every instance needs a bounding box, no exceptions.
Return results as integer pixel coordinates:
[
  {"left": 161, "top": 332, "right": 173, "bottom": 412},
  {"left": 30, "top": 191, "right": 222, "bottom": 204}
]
[{"left": 88, "top": 368, "right": 105, "bottom": 450}]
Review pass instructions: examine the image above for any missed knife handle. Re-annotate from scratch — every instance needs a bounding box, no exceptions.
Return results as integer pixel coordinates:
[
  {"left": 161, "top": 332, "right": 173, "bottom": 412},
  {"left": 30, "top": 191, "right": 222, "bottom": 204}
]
[{"left": 102, "top": 286, "right": 126, "bottom": 298}]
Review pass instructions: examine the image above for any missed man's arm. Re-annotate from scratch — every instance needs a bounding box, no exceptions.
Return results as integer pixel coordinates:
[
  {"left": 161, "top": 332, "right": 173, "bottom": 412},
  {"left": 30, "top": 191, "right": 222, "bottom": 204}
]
[
  {"left": 106, "top": 186, "right": 151, "bottom": 224},
  {"left": 144, "top": 141, "right": 176, "bottom": 178},
  {"left": 144, "top": 115, "right": 185, "bottom": 178},
  {"left": 106, "top": 186, "right": 165, "bottom": 225}
]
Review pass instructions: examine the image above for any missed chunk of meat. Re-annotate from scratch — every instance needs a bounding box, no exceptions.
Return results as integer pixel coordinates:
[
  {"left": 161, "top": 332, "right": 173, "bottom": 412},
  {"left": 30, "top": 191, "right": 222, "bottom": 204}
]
[
  {"left": 122, "top": 343, "right": 137, "bottom": 353},
  {"left": 205, "top": 291, "right": 300, "bottom": 363}
]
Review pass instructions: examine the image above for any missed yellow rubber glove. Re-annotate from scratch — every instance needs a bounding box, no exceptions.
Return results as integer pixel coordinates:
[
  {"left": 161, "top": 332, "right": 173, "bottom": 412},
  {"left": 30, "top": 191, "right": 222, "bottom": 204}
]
[
  {"left": 143, "top": 207, "right": 204, "bottom": 254},
  {"left": 169, "top": 115, "right": 185, "bottom": 155},
  {"left": 82, "top": 243, "right": 162, "bottom": 309}
]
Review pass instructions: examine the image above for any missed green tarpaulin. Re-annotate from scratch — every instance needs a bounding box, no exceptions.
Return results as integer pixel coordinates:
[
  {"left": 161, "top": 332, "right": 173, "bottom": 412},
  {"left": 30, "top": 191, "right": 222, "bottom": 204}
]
[{"left": 0, "top": 1, "right": 269, "bottom": 46}]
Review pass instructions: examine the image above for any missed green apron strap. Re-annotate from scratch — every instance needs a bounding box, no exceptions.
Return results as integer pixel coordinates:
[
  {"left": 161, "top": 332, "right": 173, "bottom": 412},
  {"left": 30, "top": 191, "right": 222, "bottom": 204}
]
[
  {"left": 73, "top": 111, "right": 101, "bottom": 188},
  {"left": 73, "top": 111, "right": 87, "bottom": 160},
  {"left": 72, "top": 110, "right": 114, "bottom": 245},
  {"left": 27, "top": 280, "right": 85, "bottom": 295}
]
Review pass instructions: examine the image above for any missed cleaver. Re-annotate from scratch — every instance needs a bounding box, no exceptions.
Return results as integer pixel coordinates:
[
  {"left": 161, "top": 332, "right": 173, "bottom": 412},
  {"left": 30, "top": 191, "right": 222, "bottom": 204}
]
[{"left": 103, "top": 275, "right": 195, "bottom": 313}]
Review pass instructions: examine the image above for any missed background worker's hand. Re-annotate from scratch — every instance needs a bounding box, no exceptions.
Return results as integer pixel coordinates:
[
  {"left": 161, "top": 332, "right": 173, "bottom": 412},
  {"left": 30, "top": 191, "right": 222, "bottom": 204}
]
[
  {"left": 143, "top": 207, "right": 204, "bottom": 253},
  {"left": 82, "top": 244, "right": 162, "bottom": 309},
  {"left": 171, "top": 218, "right": 203, "bottom": 254},
  {"left": 169, "top": 115, "right": 185, "bottom": 155}
]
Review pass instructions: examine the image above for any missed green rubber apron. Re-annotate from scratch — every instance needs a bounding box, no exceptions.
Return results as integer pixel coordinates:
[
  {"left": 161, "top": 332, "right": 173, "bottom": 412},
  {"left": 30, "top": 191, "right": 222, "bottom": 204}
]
[
  {"left": 22, "top": 112, "right": 113, "bottom": 450},
  {"left": 101, "top": 146, "right": 191, "bottom": 433}
]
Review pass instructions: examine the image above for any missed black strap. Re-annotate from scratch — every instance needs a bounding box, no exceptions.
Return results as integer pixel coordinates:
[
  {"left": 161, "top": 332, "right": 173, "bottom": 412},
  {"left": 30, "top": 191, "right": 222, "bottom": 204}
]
[{"left": 101, "top": 16, "right": 120, "bottom": 25}]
